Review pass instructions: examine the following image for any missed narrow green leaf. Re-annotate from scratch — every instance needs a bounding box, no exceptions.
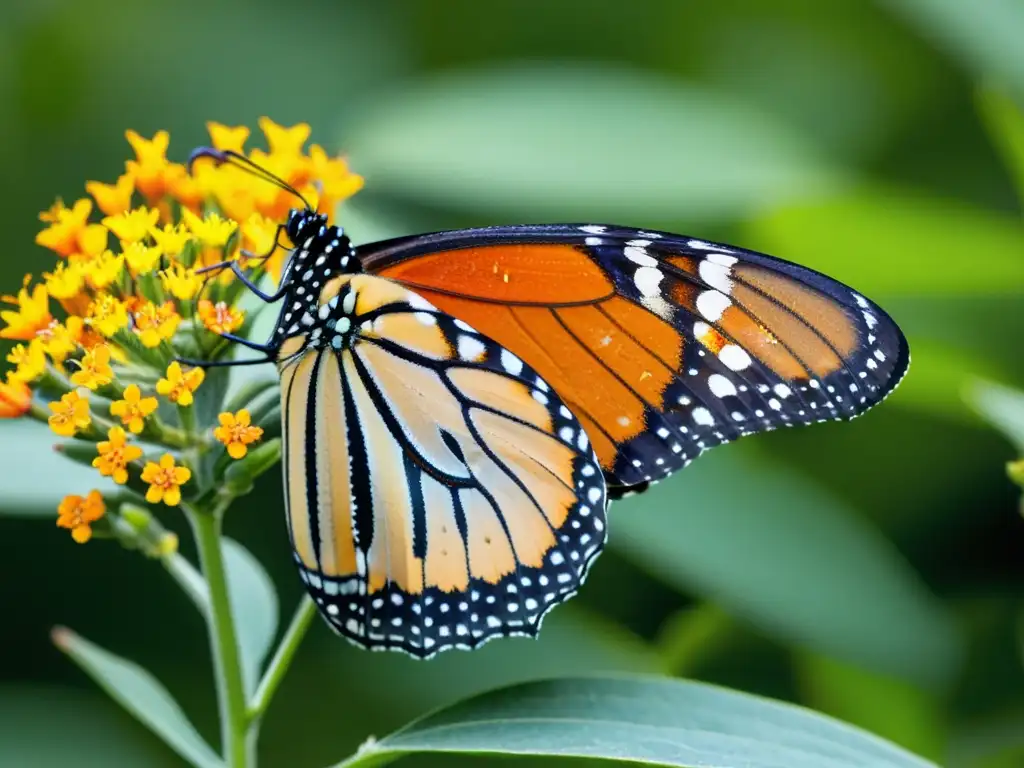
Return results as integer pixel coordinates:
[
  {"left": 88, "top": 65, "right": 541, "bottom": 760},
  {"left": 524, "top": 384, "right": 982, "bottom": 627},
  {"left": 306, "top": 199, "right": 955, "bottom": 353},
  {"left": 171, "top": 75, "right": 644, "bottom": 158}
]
[
  {"left": 976, "top": 85, "right": 1024, "bottom": 205},
  {"left": 612, "top": 450, "right": 960, "bottom": 687},
  {"left": 52, "top": 628, "right": 223, "bottom": 768},
  {"left": 0, "top": 684, "right": 185, "bottom": 767},
  {"left": 222, "top": 537, "right": 279, "bottom": 697},
  {"left": 744, "top": 187, "right": 1024, "bottom": 296},
  {"left": 0, "top": 420, "right": 118, "bottom": 514},
  {"left": 965, "top": 379, "right": 1024, "bottom": 451},
  {"left": 337, "top": 676, "right": 938, "bottom": 768},
  {"left": 344, "top": 65, "right": 841, "bottom": 222},
  {"left": 880, "top": 0, "right": 1024, "bottom": 95}
]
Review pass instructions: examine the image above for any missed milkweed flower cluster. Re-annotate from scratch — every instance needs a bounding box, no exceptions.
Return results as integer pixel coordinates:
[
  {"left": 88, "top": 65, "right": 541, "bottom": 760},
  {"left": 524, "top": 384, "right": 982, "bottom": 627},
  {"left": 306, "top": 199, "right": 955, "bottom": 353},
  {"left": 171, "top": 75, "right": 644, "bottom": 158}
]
[{"left": 0, "top": 119, "right": 363, "bottom": 544}]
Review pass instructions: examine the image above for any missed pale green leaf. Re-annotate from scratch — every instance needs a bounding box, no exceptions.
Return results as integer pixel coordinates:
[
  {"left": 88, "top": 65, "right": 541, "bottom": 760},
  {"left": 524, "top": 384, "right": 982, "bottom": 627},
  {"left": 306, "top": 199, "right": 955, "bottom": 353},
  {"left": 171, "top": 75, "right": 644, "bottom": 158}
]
[
  {"left": 223, "top": 537, "right": 279, "bottom": 697},
  {"left": 0, "top": 420, "right": 118, "bottom": 514},
  {"left": 881, "top": 0, "right": 1024, "bottom": 94},
  {"left": 344, "top": 65, "right": 842, "bottom": 223},
  {"left": 965, "top": 379, "right": 1024, "bottom": 450},
  {"left": 52, "top": 628, "right": 223, "bottom": 768},
  {"left": 0, "top": 684, "right": 185, "bottom": 767},
  {"left": 612, "top": 450, "right": 959, "bottom": 687},
  {"left": 744, "top": 187, "right": 1024, "bottom": 296},
  {"left": 976, "top": 84, "right": 1024, "bottom": 205},
  {"left": 337, "top": 676, "right": 938, "bottom": 768}
]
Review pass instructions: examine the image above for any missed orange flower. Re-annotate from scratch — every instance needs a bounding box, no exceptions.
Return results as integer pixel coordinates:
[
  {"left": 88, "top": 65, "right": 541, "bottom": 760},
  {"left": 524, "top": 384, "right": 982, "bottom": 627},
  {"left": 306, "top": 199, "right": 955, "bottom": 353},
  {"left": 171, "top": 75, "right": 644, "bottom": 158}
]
[
  {"left": 6, "top": 339, "right": 46, "bottom": 383},
  {"left": 71, "top": 344, "right": 114, "bottom": 389},
  {"left": 0, "top": 374, "right": 31, "bottom": 418},
  {"left": 141, "top": 454, "right": 191, "bottom": 506},
  {"left": 48, "top": 389, "right": 91, "bottom": 437},
  {"left": 156, "top": 361, "right": 204, "bottom": 406},
  {"left": 110, "top": 384, "right": 158, "bottom": 433},
  {"left": 57, "top": 490, "right": 106, "bottom": 543},
  {"left": 198, "top": 299, "right": 244, "bottom": 335},
  {"left": 92, "top": 425, "right": 143, "bottom": 484},
  {"left": 36, "top": 198, "right": 93, "bottom": 256},
  {"left": 86, "top": 173, "right": 135, "bottom": 216},
  {"left": 1, "top": 281, "right": 52, "bottom": 340},
  {"left": 125, "top": 130, "right": 171, "bottom": 201},
  {"left": 133, "top": 301, "right": 180, "bottom": 348},
  {"left": 214, "top": 409, "right": 264, "bottom": 459}
]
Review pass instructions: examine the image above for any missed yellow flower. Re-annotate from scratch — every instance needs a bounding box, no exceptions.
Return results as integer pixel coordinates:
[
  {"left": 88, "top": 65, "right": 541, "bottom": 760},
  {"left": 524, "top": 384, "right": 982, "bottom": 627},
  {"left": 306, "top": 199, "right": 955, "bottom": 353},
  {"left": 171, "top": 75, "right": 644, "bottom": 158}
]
[
  {"left": 159, "top": 262, "right": 203, "bottom": 301},
  {"left": 71, "top": 344, "right": 114, "bottom": 389},
  {"left": 125, "top": 130, "right": 171, "bottom": 201},
  {"left": 123, "top": 241, "right": 161, "bottom": 275},
  {"left": 57, "top": 490, "right": 106, "bottom": 543},
  {"left": 198, "top": 299, "right": 244, "bottom": 335},
  {"left": 141, "top": 454, "right": 191, "bottom": 506},
  {"left": 166, "top": 163, "right": 206, "bottom": 213},
  {"left": 39, "top": 317, "right": 84, "bottom": 365},
  {"left": 86, "top": 173, "right": 135, "bottom": 216},
  {"left": 308, "top": 144, "right": 364, "bottom": 217},
  {"left": 36, "top": 198, "right": 93, "bottom": 256},
  {"left": 85, "top": 294, "right": 130, "bottom": 337},
  {"left": 43, "top": 261, "right": 86, "bottom": 302},
  {"left": 260, "top": 117, "right": 310, "bottom": 159},
  {"left": 133, "top": 300, "right": 180, "bottom": 347},
  {"left": 102, "top": 206, "right": 160, "bottom": 243},
  {"left": 93, "top": 426, "right": 143, "bottom": 484},
  {"left": 150, "top": 223, "right": 192, "bottom": 258},
  {"left": 241, "top": 212, "right": 287, "bottom": 278},
  {"left": 214, "top": 409, "right": 264, "bottom": 459},
  {"left": 110, "top": 384, "right": 158, "bottom": 433},
  {"left": 157, "top": 361, "right": 204, "bottom": 406},
  {"left": 0, "top": 373, "right": 31, "bottom": 418},
  {"left": 180, "top": 207, "right": 238, "bottom": 248},
  {"left": 7, "top": 339, "right": 46, "bottom": 383},
  {"left": 75, "top": 223, "right": 110, "bottom": 259},
  {"left": 83, "top": 250, "right": 126, "bottom": 290},
  {"left": 48, "top": 389, "right": 91, "bottom": 437},
  {"left": 208, "top": 121, "right": 250, "bottom": 153},
  {"left": 1, "top": 281, "right": 53, "bottom": 340}
]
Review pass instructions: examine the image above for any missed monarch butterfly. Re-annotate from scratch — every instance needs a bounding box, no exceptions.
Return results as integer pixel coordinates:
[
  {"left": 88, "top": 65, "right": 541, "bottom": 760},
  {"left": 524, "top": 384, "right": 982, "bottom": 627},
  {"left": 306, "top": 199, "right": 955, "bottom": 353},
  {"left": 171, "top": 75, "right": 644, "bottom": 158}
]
[{"left": 189, "top": 148, "right": 909, "bottom": 658}]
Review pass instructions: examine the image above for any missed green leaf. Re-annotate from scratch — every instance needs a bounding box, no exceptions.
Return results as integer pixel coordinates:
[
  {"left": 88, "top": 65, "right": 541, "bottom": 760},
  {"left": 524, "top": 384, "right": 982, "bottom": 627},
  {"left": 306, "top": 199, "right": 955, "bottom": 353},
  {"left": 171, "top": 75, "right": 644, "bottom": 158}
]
[
  {"left": 222, "top": 537, "right": 279, "bottom": 697},
  {"left": 744, "top": 187, "right": 1024, "bottom": 296},
  {"left": 0, "top": 420, "right": 118, "bottom": 514},
  {"left": 52, "top": 627, "right": 223, "bottom": 768},
  {"left": 0, "top": 684, "right": 186, "bottom": 767},
  {"left": 795, "top": 653, "right": 946, "bottom": 761},
  {"left": 976, "top": 85, "right": 1024, "bottom": 206},
  {"left": 344, "top": 65, "right": 842, "bottom": 223},
  {"left": 337, "top": 676, "right": 938, "bottom": 768},
  {"left": 612, "top": 450, "right": 960, "bottom": 688},
  {"left": 965, "top": 379, "right": 1024, "bottom": 451},
  {"left": 880, "top": 0, "right": 1024, "bottom": 94}
]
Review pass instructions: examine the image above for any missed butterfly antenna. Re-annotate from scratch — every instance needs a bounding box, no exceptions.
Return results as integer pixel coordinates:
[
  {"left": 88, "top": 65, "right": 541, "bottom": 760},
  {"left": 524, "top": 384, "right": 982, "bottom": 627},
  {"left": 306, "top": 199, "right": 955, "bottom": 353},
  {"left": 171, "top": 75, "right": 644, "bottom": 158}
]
[{"left": 187, "top": 147, "right": 314, "bottom": 211}]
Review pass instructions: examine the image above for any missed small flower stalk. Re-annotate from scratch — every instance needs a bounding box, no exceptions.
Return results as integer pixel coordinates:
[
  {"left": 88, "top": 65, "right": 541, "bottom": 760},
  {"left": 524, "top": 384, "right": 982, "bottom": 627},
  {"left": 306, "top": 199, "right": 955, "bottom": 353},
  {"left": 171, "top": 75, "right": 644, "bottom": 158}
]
[{"left": 3, "top": 119, "right": 363, "bottom": 768}]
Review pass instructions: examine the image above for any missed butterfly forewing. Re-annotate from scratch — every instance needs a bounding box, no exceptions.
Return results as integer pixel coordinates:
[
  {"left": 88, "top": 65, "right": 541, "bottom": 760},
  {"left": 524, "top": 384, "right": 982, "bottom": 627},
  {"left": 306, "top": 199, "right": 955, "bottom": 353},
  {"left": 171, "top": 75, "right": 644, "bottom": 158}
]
[
  {"left": 359, "top": 225, "right": 910, "bottom": 492},
  {"left": 278, "top": 273, "right": 607, "bottom": 657}
]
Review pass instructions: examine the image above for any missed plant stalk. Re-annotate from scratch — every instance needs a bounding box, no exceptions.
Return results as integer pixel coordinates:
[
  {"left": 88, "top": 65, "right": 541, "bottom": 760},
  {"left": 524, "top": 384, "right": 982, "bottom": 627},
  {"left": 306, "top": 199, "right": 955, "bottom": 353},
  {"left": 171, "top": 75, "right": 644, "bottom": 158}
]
[
  {"left": 248, "top": 595, "right": 317, "bottom": 723},
  {"left": 188, "top": 502, "right": 253, "bottom": 768}
]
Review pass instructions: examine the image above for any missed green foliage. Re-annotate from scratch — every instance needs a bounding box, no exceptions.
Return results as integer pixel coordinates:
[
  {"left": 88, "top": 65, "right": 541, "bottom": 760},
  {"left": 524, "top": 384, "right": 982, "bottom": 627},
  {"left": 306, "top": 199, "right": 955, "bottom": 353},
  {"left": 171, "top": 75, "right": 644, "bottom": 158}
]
[
  {"left": 335, "top": 677, "right": 938, "bottom": 768},
  {"left": 2, "top": 1, "right": 1024, "bottom": 766}
]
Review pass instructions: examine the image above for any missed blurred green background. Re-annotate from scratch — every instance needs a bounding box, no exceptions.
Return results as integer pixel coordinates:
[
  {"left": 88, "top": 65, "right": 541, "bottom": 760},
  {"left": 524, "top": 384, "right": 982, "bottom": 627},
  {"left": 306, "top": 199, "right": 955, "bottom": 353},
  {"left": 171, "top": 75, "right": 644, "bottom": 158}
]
[{"left": 2, "top": 0, "right": 1024, "bottom": 765}]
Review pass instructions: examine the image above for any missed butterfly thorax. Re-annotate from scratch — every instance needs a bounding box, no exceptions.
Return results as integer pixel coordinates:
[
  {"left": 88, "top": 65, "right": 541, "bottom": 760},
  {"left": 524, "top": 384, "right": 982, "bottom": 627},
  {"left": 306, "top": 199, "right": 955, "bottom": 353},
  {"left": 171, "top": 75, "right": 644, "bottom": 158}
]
[{"left": 269, "top": 209, "right": 360, "bottom": 354}]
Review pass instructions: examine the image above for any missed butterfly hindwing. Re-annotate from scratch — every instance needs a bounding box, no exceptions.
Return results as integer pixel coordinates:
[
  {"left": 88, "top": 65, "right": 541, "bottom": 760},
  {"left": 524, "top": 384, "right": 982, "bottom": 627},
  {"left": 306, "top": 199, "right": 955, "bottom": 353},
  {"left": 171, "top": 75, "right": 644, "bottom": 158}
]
[
  {"left": 359, "top": 224, "right": 909, "bottom": 491},
  {"left": 278, "top": 274, "right": 607, "bottom": 658}
]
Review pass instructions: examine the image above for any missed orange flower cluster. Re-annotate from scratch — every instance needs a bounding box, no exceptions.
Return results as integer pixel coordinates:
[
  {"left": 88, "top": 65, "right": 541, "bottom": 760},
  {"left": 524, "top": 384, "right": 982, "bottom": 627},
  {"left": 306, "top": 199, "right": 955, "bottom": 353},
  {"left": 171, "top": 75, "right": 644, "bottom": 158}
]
[{"left": 1, "top": 119, "right": 361, "bottom": 541}]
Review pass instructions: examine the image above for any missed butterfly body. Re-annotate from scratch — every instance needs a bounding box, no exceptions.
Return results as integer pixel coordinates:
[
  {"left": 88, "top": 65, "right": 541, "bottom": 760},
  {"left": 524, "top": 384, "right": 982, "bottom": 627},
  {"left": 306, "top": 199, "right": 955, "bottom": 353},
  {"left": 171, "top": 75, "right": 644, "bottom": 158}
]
[{"left": 194, "top": 153, "right": 908, "bottom": 658}]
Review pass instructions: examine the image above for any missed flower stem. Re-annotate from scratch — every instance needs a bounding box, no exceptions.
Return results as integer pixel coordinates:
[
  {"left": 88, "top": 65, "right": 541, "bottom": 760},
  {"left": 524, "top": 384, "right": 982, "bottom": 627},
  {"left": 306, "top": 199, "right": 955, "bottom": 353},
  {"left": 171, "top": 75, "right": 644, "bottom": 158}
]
[
  {"left": 247, "top": 595, "right": 317, "bottom": 723},
  {"left": 188, "top": 502, "right": 253, "bottom": 768}
]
